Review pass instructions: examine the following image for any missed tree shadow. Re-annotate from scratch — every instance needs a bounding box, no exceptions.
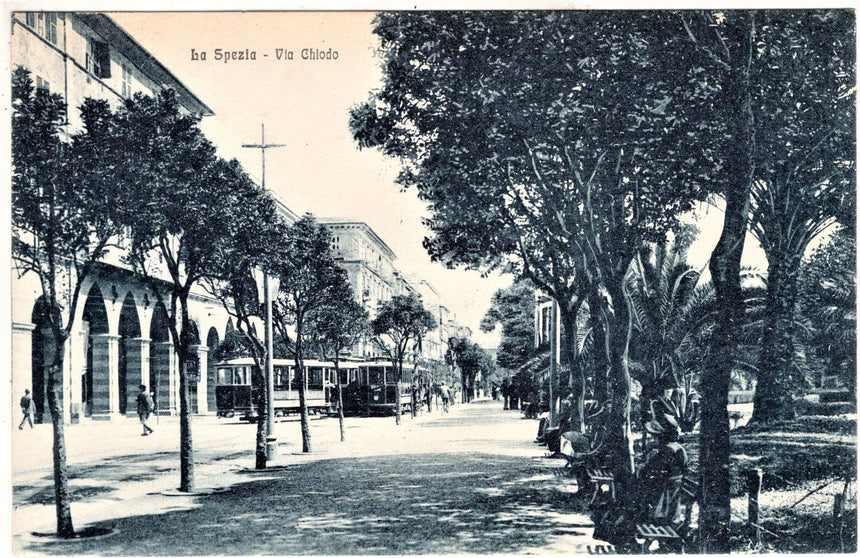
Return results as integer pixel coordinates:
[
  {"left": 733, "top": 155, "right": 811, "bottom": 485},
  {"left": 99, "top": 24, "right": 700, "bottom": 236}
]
[{"left": 26, "top": 452, "right": 594, "bottom": 555}]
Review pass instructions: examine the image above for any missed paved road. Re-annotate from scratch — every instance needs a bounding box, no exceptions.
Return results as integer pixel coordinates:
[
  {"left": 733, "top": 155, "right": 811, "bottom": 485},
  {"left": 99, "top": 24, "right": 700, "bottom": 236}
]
[{"left": 12, "top": 399, "right": 609, "bottom": 555}]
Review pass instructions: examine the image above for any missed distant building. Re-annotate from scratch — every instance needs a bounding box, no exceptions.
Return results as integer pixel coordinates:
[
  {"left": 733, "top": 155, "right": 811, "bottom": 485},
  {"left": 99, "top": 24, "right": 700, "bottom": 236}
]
[
  {"left": 319, "top": 219, "right": 401, "bottom": 358},
  {"left": 319, "top": 219, "right": 467, "bottom": 365}
]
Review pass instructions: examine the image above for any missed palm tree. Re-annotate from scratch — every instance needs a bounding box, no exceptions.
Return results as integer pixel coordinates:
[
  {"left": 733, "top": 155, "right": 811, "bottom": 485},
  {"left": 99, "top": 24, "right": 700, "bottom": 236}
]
[
  {"left": 817, "top": 271, "right": 856, "bottom": 395},
  {"left": 626, "top": 240, "right": 716, "bottom": 433}
]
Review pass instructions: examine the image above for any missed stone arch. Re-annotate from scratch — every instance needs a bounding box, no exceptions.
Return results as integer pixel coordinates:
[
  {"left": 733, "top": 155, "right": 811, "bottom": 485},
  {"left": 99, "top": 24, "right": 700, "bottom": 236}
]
[
  {"left": 82, "top": 284, "right": 110, "bottom": 417},
  {"left": 118, "top": 293, "right": 142, "bottom": 415},
  {"left": 149, "top": 303, "right": 172, "bottom": 413},
  {"left": 30, "top": 297, "right": 59, "bottom": 423}
]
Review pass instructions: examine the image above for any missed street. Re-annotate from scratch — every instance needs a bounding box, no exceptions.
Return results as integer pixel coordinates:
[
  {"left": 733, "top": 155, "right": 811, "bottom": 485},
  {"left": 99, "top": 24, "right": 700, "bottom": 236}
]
[{"left": 12, "top": 399, "right": 609, "bottom": 555}]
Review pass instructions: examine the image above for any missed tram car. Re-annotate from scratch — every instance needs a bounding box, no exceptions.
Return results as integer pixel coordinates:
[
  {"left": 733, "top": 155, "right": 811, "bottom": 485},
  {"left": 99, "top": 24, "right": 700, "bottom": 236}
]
[
  {"left": 342, "top": 361, "right": 413, "bottom": 416},
  {"left": 215, "top": 358, "right": 357, "bottom": 420}
]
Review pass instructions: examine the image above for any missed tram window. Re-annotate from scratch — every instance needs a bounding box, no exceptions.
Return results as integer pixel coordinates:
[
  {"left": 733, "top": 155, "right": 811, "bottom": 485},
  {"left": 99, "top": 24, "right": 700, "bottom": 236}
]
[
  {"left": 338, "top": 369, "right": 349, "bottom": 384},
  {"left": 274, "top": 366, "right": 290, "bottom": 390},
  {"left": 217, "top": 368, "right": 233, "bottom": 385},
  {"left": 368, "top": 367, "right": 384, "bottom": 385},
  {"left": 402, "top": 368, "right": 412, "bottom": 383},
  {"left": 308, "top": 368, "right": 323, "bottom": 389},
  {"left": 236, "top": 366, "right": 250, "bottom": 385}
]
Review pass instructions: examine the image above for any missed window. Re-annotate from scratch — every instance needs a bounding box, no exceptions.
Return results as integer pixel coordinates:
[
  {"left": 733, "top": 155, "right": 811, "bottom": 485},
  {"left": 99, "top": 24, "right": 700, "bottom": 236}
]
[
  {"left": 121, "top": 64, "right": 132, "bottom": 97},
  {"left": 44, "top": 13, "right": 57, "bottom": 44},
  {"left": 274, "top": 366, "right": 291, "bottom": 390},
  {"left": 23, "top": 12, "right": 58, "bottom": 45},
  {"left": 330, "top": 235, "right": 340, "bottom": 251},
  {"left": 87, "top": 37, "right": 111, "bottom": 79}
]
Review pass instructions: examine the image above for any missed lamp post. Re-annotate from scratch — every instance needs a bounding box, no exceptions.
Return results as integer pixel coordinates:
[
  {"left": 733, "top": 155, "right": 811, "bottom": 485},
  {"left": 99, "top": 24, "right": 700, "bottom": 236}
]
[{"left": 244, "top": 123, "right": 285, "bottom": 456}]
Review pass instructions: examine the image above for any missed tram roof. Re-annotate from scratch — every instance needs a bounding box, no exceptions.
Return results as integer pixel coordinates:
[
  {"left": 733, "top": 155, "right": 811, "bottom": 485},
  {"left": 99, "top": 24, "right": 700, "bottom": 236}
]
[{"left": 215, "top": 358, "right": 362, "bottom": 368}]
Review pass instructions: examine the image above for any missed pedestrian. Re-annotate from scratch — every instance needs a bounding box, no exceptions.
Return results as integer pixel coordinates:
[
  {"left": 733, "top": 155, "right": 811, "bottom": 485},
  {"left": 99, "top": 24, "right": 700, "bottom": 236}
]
[
  {"left": 439, "top": 382, "right": 450, "bottom": 413},
  {"left": 18, "top": 389, "right": 34, "bottom": 430},
  {"left": 137, "top": 384, "right": 155, "bottom": 436}
]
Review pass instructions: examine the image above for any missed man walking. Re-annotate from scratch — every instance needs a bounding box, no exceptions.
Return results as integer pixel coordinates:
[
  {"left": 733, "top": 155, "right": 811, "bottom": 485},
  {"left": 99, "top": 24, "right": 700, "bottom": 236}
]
[
  {"left": 439, "top": 382, "right": 451, "bottom": 413},
  {"left": 137, "top": 384, "right": 155, "bottom": 436},
  {"left": 18, "top": 389, "right": 34, "bottom": 430}
]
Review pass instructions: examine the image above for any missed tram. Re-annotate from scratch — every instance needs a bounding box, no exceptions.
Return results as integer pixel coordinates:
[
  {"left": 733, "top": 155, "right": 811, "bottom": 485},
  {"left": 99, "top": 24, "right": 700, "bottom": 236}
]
[
  {"left": 214, "top": 358, "right": 358, "bottom": 420},
  {"left": 342, "top": 361, "right": 413, "bottom": 416}
]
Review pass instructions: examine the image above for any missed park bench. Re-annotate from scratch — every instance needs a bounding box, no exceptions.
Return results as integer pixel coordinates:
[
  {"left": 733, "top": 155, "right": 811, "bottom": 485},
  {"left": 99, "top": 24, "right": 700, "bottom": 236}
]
[
  {"left": 585, "top": 467, "right": 615, "bottom": 505},
  {"left": 634, "top": 474, "right": 699, "bottom": 553},
  {"left": 559, "top": 426, "right": 607, "bottom": 497},
  {"left": 585, "top": 463, "right": 699, "bottom": 553}
]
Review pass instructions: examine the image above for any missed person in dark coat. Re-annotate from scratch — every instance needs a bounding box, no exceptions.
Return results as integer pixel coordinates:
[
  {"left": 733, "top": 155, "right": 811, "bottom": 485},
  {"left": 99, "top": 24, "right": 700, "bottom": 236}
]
[
  {"left": 136, "top": 384, "right": 155, "bottom": 436},
  {"left": 18, "top": 389, "right": 34, "bottom": 430}
]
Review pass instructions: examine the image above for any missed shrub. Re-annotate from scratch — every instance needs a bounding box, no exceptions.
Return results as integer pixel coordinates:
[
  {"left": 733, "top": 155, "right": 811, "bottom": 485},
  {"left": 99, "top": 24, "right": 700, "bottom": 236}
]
[{"left": 796, "top": 400, "right": 856, "bottom": 417}]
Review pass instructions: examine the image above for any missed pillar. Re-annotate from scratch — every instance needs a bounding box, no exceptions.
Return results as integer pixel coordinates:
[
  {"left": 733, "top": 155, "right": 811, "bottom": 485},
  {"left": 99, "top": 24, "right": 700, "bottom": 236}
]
[
  {"left": 150, "top": 341, "right": 176, "bottom": 415},
  {"left": 124, "top": 338, "right": 151, "bottom": 416},
  {"left": 90, "top": 333, "right": 120, "bottom": 420},
  {"left": 193, "top": 345, "right": 210, "bottom": 414},
  {"left": 12, "top": 322, "right": 35, "bottom": 420}
]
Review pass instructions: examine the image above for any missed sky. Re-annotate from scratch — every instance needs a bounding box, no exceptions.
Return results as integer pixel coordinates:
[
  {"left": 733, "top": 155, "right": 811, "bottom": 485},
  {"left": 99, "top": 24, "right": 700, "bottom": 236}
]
[{"left": 107, "top": 11, "right": 514, "bottom": 348}]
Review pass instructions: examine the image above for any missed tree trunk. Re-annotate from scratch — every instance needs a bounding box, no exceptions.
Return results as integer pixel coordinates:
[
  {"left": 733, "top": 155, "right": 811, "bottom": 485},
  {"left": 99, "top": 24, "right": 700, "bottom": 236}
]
[
  {"left": 297, "top": 358, "right": 311, "bottom": 453},
  {"left": 47, "top": 358, "right": 75, "bottom": 538},
  {"left": 335, "top": 357, "right": 345, "bottom": 442},
  {"left": 751, "top": 254, "right": 801, "bottom": 423},
  {"left": 559, "top": 305, "right": 585, "bottom": 433},
  {"left": 699, "top": 13, "right": 756, "bottom": 553},
  {"left": 394, "top": 359, "right": 402, "bottom": 425},
  {"left": 603, "top": 278, "right": 635, "bottom": 504},
  {"left": 254, "top": 363, "right": 268, "bottom": 469},
  {"left": 178, "top": 303, "right": 194, "bottom": 492},
  {"left": 589, "top": 287, "right": 610, "bottom": 406}
]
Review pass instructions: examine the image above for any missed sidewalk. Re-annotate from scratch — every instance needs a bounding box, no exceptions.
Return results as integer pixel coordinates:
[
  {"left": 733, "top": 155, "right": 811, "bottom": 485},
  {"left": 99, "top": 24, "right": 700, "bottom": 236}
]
[{"left": 12, "top": 400, "right": 607, "bottom": 555}]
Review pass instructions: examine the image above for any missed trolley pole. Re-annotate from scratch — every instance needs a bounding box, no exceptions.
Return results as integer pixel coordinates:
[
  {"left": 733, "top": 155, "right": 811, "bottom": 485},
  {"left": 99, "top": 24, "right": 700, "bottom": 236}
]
[{"left": 242, "top": 124, "right": 285, "bottom": 445}]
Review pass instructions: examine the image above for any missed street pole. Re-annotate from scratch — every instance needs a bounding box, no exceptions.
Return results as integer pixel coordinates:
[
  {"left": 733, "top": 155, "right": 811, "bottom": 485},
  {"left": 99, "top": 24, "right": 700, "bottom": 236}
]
[
  {"left": 242, "top": 124, "right": 285, "bottom": 446},
  {"left": 264, "top": 272, "right": 275, "bottom": 438}
]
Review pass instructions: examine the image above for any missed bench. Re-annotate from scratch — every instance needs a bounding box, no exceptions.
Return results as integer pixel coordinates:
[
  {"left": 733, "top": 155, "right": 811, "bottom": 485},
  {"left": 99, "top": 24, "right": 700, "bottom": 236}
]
[
  {"left": 634, "top": 474, "right": 698, "bottom": 553},
  {"left": 586, "top": 467, "right": 616, "bottom": 505}
]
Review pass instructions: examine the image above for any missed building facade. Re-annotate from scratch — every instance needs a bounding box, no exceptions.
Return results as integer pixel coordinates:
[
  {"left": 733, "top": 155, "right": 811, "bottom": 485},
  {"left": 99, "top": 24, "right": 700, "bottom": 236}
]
[
  {"left": 320, "top": 219, "right": 467, "bottom": 366},
  {"left": 10, "top": 12, "right": 242, "bottom": 424}
]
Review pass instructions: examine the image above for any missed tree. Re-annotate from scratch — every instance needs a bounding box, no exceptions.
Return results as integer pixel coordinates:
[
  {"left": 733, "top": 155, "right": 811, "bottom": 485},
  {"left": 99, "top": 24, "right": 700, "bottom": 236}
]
[
  {"left": 351, "top": 13, "right": 718, "bottom": 536},
  {"left": 447, "top": 336, "right": 494, "bottom": 402},
  {"left": 202, "top": 160, "right": 286, "bottom": 469},
  {"left": 271, "top": 215, "right": 349, "bottom": 452},
  {"left": 479, "top": 280, "right": 537, "bottom": 370},
  {"left": 306, "top": 281, "right": 370, "bottom": 442},
  {"left": 626, "top": 239, "right": 714, "bottom": 437},
  {"left": 102, "top": 89, "right": 236, "bottom": 492},
  {"left": 676, "top": 11, "right": 757, "bottom": 551},
  {"left": 11, "top": 66, "right": 126, "bottom": 538},
  {"left": 799, "top": 230, "right": 856, "bottom": 394},
  {"left": 748, "top": 11, "right": 855, "bottom": 423},
  {"left": 371, "top": 294, "right": 437, "bottom": 425}
]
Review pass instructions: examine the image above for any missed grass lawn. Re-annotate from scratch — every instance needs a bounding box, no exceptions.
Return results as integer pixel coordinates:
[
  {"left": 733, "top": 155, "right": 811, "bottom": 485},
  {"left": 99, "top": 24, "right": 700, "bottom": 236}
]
[{"left": 679, "top": 414, "right": 857, "bottom": 553}]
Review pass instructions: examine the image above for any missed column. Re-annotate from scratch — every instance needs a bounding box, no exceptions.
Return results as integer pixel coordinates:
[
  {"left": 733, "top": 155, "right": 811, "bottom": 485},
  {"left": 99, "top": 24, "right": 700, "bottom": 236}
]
[
  {"left": 193, "top": 345, "right": 210, "bottom": 414},
  {"left": 124, "top": 338, "right": 151, "bottom": 417},
  {"left": 11, "top": 322, "right": 35, "bottom": 421},
  {"left": 150, "top": 341, "right": 176, "bottom": 415},
  {"left": 90, "top": 333, "right": 120, "bottom": 420}
]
